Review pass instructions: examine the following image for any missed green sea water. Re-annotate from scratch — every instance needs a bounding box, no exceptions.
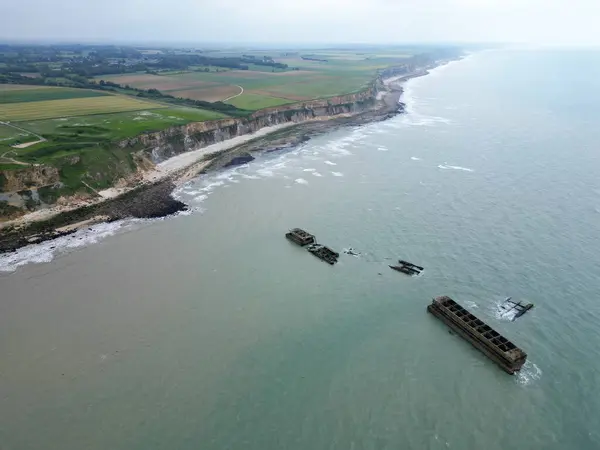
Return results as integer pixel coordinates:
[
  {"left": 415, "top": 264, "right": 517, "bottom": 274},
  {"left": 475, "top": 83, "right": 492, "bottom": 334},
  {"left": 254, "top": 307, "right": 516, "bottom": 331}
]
[{"left": 1, "top": 50, "right": 600, "bottom": 449}]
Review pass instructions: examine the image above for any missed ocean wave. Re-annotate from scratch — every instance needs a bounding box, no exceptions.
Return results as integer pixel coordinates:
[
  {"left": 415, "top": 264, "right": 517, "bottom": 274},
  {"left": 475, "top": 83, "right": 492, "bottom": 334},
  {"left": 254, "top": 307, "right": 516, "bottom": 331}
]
[
  {"left": 311, "top": 171, "right": 323, "bottom": 177},
  {"left": 377, "top": 146, "right": 389, "bottom": 152},
  {"left": 411, "top": 157, "right": 422, "bottom": 161},
  {"left": 438, "top": 164, "right": 474, "bottom": 172},
  {"left": 0, "top": 220, "right": 136, "bottom": 273},
  {"left": 331, "top": 172, "right": 344, "bottom": 177},
  {"left": 303, "top": 168, "right": 316, "bottom": 172},
  {"left": 256, "top": 168, "right": 275, "bottom": 177},
  {"left": 464, "top": 300, "right": 478, "bottom": 309},
  {"left": 516, "top": 361, "right": 542, "bottom": 385},
  {"left": 324, "top": 160, "right": 337, "bottom": 166},
  {"left": 294, "top": 178, "right": 309, "bottom": 185}
]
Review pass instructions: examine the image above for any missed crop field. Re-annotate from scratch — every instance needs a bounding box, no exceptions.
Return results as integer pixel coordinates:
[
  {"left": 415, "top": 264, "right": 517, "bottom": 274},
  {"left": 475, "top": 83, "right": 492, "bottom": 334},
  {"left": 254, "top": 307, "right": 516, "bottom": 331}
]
[
  {"left": 0, "top": 84, "right": 45, "bottom": 91},
  {"left": 167, "top": 86, "right": 241, "bottom": 102},
  {"left": 98, "top": 73, "right": 235, "bottom": 101},
  {"left": 0, "top": 95, "right": 163, "bottom": 121},
  {"left": 0, "top": 86, "right": 108, "bottom": 104}
]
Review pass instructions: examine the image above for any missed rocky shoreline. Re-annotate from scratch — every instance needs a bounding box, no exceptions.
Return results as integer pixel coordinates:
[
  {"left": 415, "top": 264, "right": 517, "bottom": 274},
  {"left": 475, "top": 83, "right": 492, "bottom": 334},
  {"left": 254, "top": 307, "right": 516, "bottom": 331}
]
[{"left": 0, "top": 62, "right": 443, "bottom": 255}]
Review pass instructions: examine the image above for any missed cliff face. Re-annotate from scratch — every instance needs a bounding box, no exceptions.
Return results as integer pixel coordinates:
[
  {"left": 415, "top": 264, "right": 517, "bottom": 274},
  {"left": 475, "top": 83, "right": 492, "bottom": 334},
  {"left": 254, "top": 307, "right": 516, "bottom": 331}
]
[
  {"left": 0, "top": 166, "right": 59, "bottom": 192},
  {"left": 118, "top": 87, "right": 378, "bottom": 163}
]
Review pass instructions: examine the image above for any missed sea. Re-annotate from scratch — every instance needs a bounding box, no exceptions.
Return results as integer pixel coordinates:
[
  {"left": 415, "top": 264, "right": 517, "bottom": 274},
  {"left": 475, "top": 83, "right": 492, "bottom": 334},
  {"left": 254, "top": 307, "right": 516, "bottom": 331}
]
[{"left": 1, "top": 49, "right": 600, "bottom": 450}]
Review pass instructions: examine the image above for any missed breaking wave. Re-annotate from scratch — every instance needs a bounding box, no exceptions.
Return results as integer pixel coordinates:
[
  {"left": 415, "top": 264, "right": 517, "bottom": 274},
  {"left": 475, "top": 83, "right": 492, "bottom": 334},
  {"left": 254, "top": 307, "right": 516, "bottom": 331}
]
[
  {"left": 438, "top": 164, "right": 474, "bottom": 172},
  {"left": 516, "top": 361, "right": 543, "bottom": 386},
  {"left": 0, "top": 220, "right": 139, "bottom": 273}
]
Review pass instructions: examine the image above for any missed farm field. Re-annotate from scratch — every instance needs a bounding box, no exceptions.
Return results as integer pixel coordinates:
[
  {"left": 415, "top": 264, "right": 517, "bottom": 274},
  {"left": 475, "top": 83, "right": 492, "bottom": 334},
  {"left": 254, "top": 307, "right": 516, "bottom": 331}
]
[
  {"left": 0, "top": 95, "right": 163, "bottom": 121},
  {"left": 0, "top": 86, "right": 109, "bottom": 104}
]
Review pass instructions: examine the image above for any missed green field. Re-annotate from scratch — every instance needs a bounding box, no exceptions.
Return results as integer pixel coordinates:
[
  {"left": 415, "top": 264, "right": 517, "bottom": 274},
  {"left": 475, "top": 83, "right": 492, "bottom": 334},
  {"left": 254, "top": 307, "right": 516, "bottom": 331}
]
[
  {"left": 0, "top": 123, "right": 24, "bottom": 140},
  {"left": 16, "top": 107, "right": 226, "bottom": 143},
  {"left": 226, "top": 93, "right": 292, "bottom": 110},
  {"left": 0, "top": 86, "right": 109, "bottom": 104},
  {"left": 0, "top": 95, "right": 164, "bottom": 121}
]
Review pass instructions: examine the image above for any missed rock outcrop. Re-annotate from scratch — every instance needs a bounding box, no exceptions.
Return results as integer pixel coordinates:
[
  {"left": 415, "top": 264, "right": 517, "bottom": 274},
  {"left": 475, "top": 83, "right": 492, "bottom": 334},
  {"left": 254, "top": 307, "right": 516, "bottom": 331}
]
[{"left": 0, "top": 166, "right": 59, "bottom": 193}]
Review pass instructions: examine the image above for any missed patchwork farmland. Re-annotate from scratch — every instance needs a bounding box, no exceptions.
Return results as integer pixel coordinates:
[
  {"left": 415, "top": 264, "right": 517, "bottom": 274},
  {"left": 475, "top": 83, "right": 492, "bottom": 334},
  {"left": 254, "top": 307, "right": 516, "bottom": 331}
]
[{"left": 98, "top": 48, "right": 415, "bottom": 111}]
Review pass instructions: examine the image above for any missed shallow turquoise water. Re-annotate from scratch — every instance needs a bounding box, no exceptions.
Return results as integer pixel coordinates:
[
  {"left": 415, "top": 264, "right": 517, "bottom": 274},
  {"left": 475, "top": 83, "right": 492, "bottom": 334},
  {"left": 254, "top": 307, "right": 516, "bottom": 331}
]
[{"left": 1, "top": 50, "right": 600, "bottom": 449}]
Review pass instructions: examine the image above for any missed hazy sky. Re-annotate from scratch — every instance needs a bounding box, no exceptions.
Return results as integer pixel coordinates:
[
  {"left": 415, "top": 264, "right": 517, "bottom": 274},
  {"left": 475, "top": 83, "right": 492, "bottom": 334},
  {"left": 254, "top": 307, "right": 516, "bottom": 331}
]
[{"left": 1, "top": 0, "right": 599, "bottom": 45}]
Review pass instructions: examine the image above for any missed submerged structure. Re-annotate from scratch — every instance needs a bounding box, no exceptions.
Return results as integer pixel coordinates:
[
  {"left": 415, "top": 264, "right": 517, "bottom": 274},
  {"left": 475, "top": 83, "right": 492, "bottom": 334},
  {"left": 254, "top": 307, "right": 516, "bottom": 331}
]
[
  {"left": 285, "top": 228, "right": 316, "bottom": 246},
  {"left": 285, "top": 228, "right": 339, "bottom": 265},
  {"left": 307, "top": 244, "right": 339, "bottom": 265},
  {"left": 427, "top": 296, "right": 527, "bottom": 374},
  {"left": 389, "top": 260, "right": 424, "bottom": 276},
  {"left": 500, "top": 297, "right": 535, "bottom": 321}
]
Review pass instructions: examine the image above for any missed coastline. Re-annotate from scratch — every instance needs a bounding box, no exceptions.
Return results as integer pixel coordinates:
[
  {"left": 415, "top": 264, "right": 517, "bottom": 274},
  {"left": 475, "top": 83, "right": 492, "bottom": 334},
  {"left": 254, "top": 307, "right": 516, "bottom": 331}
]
[{"left": 0, "top": 60, "right": 452, "bottom": 255}]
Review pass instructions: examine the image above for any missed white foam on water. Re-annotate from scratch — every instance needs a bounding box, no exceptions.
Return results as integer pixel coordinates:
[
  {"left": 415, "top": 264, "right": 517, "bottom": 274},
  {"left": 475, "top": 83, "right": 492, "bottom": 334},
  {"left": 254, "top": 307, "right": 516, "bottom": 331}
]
[
  {"left": 201, "top": 180, "right": 225, "bottom": 191},
  {"left": 516, "top": 361, "right": 542, "bottom": 386},
  {"left": 0, "top": 220, "right": 137, "bottom": 273},
  {"left": 377, "top": 146, "right": 389, "bottom": 152},
  {"left": 241, "top": 174, "right": 261, "bottom": 180},
  {"left": 294, "top": 178, "right": 309, "bottom": 185},
  {"left": 325, "top": 142, "right": 353, "bottom": 156},
  {"left": 303, "top": 168, "right": 316, "bottom": 172},
  {"left": 464, "top": 300, "right": 478, "bottom": 309},
  {"left": 320, "top": 132, "right": 369, "bottom": 157},
  {"left": 411, "top": 157, "right": 422, "bottom": 161},
  {"left": 311, "top": 172, "right": 323, "bottom": 177},
  {"left": 438, "top": 164, "right": 474, "bottom": 172},
  {"left": 331, "top": 172, "right": 344, "bottom": 177},
  {"left": 256, "top": 168, "right": 275, "bottom": 177},
  {"left": 324, "top": 160, "right": 337, "bottom": 166}
]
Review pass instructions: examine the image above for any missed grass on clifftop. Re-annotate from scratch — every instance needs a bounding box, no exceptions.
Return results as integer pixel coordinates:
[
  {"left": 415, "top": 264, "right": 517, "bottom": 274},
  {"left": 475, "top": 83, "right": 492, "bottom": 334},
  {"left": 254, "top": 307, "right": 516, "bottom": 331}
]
[{"left": 225, "top": 93, "right": 292, "bottom": 110}]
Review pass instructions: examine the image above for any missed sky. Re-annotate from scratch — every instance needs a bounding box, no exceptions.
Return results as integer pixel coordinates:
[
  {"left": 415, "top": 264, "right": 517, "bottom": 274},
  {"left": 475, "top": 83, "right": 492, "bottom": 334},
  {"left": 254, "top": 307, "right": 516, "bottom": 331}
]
[{"left": 1, "top": 0, "right": 599, "bottom": 46}]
